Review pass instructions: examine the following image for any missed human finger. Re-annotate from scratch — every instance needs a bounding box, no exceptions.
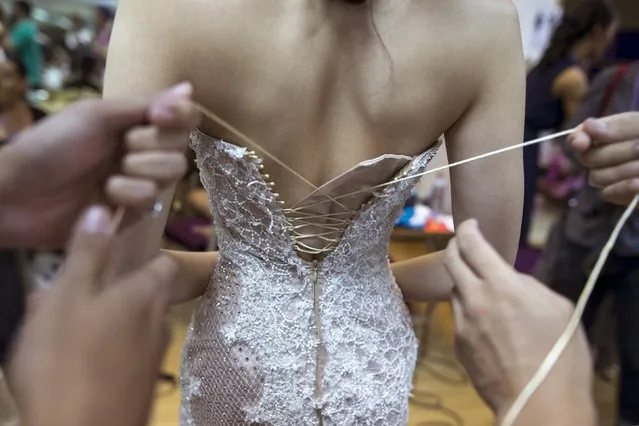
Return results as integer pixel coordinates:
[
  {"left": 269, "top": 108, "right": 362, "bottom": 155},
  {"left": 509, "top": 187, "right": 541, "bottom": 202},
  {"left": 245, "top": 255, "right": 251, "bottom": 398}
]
[
  {"left": 444, "top": 237, "right": 481, "bottom": 303},
  {"left": 579, "top": 140, "right": 639, "bottom": 168},
  {"left": 111, "top": 255, "right": 177, "bottom": 313},
  {"left": 148, "top": 83, "right": 200, "bottom": 130},
  {"left": 62, "top": 206, "right": 114, "bottom": 293},
  {"left": 450, "top": 295, "right": 467, "bottom": 338},
  {"left": 589, "top": 161, "right": 639, "bottom": 188},
  {"left": 584, "top": 113, "right": 639, "bottom": 146},
  {"left": 105, "top": 176, "right": 158, "bottom": 210},
  {"left": 107, "top": 256, "right": 175, "bottom": 360},
  {"left": 601, "top": 179, "right": 639, "bottom": 206},
  {"left": 125, "top": 126, "right": 190, "bottom": 152},
  {"left": 96, "top": 82, "right": 195, "bottom": 128},
  {"left": 122, "top": 152, "right": 188, "bottom": 185},
  {"left": 568, "top": 125, "right": 592, "bottom": 153},
  {"left": 455, "top": 219, "right": 511, "bottom": 281}
]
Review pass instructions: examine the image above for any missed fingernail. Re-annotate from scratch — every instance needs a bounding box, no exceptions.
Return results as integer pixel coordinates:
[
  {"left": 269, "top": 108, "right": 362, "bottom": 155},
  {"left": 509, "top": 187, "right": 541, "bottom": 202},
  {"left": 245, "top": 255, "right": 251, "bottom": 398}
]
[
  {"left": 81, "top": 206, "right": 111, "bottom": 234},
  {"left": 170, "top": 82, "right": 192, "bottom": 97},
  {"left": 589, "top": 119, "right": 607, "bottom": 132},
  {"left": 634, "top": 142, "right": 639, "bottom": 152},
  {"left": 153, "top": 104, "right": 175, "bottom": 121}
]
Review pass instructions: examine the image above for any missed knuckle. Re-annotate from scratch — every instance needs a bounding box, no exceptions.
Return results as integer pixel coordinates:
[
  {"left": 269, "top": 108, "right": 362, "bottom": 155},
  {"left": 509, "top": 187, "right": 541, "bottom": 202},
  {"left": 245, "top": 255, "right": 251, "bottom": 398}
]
[
  {"left": 443, "top": 247, "right": 454, "bottom": 268},
  {"left": 588, "top": 171, "right": 603, "bottom": 187},
  {"left": 579, "top": 152, "right": 593, "bottom": 168},
  {"left": 464, "top": 299, "right": 486, "bottom": 322}
]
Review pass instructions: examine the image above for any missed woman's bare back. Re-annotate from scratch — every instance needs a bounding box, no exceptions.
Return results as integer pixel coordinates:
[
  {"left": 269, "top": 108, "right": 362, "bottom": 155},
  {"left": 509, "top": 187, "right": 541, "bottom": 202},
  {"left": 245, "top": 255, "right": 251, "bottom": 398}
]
[
  {"left": 169, "top": 1, "right": 485, "bottom": 196},
  {"left": 106, "top": 0, "right": 524, "bottom": 277}
]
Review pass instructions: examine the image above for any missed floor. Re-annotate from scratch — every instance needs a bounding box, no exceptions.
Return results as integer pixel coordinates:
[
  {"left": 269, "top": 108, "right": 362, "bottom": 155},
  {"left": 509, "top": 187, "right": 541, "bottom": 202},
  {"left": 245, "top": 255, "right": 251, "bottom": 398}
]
[{"left": 149, "top": 234, "right": 617, "bottom": 426}]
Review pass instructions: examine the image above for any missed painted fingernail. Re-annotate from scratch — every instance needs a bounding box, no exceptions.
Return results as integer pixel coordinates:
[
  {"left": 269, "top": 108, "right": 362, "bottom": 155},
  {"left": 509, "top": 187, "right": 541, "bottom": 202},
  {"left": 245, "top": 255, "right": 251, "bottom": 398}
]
[
  {"left": 81, "top": 206, "right": 111, "bottom": 234},
  {"left": 170, "top": 82, "right": 193, "bottom": 97}
]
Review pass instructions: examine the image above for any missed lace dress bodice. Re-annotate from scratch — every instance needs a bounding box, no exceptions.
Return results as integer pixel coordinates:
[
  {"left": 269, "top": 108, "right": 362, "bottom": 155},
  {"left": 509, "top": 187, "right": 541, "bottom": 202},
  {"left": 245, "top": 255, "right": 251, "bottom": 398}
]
[{"left": 181, "top": 130, "right": 442, "bottom": 425}]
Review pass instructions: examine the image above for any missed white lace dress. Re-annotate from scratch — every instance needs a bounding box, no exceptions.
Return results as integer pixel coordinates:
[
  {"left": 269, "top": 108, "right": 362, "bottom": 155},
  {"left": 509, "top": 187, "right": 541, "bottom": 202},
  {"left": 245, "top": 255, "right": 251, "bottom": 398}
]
[{"left": 181, "top": 130, "right": 441, "bottom": 425}]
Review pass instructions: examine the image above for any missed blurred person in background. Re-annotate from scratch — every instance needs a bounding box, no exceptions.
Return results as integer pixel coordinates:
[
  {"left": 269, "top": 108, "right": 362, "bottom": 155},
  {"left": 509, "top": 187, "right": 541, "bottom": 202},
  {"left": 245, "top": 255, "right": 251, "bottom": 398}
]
[
  {"left": 535, "top": 61, "right": 639, "bottom": 426},
  {"left": 41, "top": 34, "right": 71, "bottom": 92},
  {"left": 6, "top": 1, "right": 42, "bottom": 89},
  {"left": 65, "top": 15, "right": 92, "bottom": 52},
  {"left": 0, "top": 54, "right": 45, "bottom": 144},
  {"left": 0, "top": 53, "right": 46, "bottom": 426},
  {"left": 520, "top": 0, "right": 618, "bottom": 249}
]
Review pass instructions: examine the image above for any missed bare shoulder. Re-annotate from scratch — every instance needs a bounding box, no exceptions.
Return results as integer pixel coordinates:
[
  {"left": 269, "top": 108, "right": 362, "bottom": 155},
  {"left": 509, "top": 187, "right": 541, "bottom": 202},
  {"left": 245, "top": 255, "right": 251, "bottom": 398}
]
[
  {"left": 413, "top": 0, "right": 522, "bottom": 75},
  {"left": 452, "top": 0, "right": 522, "bottom": 55}
]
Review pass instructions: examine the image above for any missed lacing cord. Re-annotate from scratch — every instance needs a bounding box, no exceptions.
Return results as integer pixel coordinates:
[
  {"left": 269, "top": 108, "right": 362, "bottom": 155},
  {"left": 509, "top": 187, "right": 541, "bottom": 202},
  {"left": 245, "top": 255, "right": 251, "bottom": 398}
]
[{"left": 282, "top": 208, "right": 357, "bottom": 255}]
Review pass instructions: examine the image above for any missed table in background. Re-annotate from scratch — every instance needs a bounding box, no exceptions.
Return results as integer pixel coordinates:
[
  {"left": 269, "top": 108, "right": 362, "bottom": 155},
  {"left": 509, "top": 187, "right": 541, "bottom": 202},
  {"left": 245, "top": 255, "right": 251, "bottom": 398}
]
[{"left": 36, "top": 89, "right": 101, "bottom": 114}]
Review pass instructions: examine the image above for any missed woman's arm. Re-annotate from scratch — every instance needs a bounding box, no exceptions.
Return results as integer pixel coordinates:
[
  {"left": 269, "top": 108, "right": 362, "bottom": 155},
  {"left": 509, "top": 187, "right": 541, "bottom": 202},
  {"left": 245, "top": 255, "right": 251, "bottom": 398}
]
[
  {"left": 103, "top": 0, "right": 202, "bottom": 282},
  {"left": 164, "top": 250, "right": 218, "bottom": 305},
  {"left": 394, "top": 3, "right": 525, "bottom": 301}
]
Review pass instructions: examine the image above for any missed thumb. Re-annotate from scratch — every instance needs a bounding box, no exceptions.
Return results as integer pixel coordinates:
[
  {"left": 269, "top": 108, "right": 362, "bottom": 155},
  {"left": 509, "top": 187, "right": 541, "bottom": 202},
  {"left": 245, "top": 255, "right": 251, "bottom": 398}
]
[
  {"left": 585, "top": 113, "right": 639, "bottom": 145},
  {"left": 62, "top": 206, "right": 114, "bottom": 293},
  {"left": 110, "top": 255, "right": 178, "bottom": 318},
  {"left": 98, "top": 82, "right": 193, "bottom": 131}
]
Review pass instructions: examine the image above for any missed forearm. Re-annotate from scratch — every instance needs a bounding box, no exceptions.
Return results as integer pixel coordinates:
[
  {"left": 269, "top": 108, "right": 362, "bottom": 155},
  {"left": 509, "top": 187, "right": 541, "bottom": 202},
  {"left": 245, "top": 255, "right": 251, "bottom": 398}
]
[
  {"left": 164, "top": 250, "right": 218, "bottom": 305},
  {"left": 392, "top": 251, "right": 453, "bottom": 301}
]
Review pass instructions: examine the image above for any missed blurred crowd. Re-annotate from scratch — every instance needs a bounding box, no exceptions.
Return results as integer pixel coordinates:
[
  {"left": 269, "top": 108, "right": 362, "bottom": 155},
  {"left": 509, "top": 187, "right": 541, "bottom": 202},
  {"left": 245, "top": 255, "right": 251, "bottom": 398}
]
[{"left": 0, "top": 0, "right": 112, "bottom": 95}]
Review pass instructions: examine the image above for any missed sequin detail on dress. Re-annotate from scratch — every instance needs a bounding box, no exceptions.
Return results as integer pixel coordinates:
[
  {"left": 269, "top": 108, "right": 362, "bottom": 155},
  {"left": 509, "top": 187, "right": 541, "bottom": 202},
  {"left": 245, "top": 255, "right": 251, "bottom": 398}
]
[{"left": 181, "top": 130, "right": 442, "bottom": 425}]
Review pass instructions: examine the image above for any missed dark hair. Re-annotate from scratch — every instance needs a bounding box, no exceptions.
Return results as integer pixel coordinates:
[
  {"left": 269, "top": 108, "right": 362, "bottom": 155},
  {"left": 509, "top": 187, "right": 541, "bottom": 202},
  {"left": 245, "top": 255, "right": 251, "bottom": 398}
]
[
  {"left": 538, "top": 0, "right": 616, "bottom": 70},
  {"left": 14, "top": 0, "right": 32, "bottom": 17},
  {"left": 6, "top": 53, "right": 28, "bottom": 79}
]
